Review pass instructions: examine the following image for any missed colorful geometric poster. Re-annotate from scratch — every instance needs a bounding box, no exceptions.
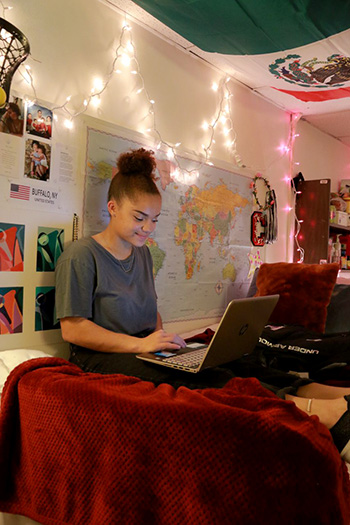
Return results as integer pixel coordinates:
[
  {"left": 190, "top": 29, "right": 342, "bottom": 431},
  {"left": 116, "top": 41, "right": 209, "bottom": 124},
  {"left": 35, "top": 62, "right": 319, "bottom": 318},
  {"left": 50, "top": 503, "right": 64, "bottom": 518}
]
[
  {"left": 36, "top": 227, "right": 64, "bottom": 272},
  {"left": 0, "top": 222, "right": 25, "bottom": 271},
  {"left": 0, "top": 287, "right": 23, "bottom": 334},
  {"left": 35, "top": 286, "right": 59, "bottom": 331}
]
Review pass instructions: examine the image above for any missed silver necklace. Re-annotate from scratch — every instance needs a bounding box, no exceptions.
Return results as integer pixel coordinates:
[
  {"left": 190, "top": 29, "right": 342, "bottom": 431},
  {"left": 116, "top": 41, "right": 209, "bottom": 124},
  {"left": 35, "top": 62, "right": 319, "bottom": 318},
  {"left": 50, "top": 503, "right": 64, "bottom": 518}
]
[
  {"left": 117, "top": 249, "right": 135, "bottom": 273},
  {"left": 96, "top": 235, "right": 135, "bottom": 273}
]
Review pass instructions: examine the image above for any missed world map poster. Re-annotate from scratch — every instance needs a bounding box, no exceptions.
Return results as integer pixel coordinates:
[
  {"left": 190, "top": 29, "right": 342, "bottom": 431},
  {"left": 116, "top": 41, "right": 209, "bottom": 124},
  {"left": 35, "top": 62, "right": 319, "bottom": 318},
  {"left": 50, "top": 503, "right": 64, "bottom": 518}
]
[{"left": 84, "top": 127, "right": 253, "bottom": 323}]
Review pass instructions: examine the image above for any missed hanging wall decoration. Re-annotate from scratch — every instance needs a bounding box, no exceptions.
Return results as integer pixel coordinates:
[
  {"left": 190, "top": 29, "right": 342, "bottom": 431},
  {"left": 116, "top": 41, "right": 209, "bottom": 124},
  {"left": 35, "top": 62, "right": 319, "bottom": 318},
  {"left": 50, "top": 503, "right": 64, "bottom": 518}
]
[
  {"left": 72, "top": 213, "right": 79, "bottom": 241},
  {"left": 247, "top": 249, "right": 263, "bottom": 279},
  {"left": 250, "top": 211, "right": 266, "bottom": 247},
  {"left": 0, "top": 17, "right": 30, "bottom": 115},
  {"left": 250, "top": 173, "right": 278, "bottom": 246}
]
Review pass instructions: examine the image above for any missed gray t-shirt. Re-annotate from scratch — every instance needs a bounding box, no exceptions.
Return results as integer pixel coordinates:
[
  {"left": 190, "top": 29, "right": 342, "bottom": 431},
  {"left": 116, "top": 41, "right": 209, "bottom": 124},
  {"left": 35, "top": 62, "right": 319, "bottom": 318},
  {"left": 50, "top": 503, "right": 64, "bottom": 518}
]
[{"left": 55, "top": 237, "right": 157, "bottom": 336}]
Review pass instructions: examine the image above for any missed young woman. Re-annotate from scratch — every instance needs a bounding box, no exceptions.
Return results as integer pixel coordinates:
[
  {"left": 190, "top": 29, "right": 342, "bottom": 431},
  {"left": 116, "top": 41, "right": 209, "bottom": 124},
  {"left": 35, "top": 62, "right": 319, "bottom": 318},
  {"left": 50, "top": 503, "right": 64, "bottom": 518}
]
[
  {"left": 56, "top": 148, "right": 350, "bottom": 461},
  {"left": 56, "top": 148, "right": 189, "bottom": 381}
]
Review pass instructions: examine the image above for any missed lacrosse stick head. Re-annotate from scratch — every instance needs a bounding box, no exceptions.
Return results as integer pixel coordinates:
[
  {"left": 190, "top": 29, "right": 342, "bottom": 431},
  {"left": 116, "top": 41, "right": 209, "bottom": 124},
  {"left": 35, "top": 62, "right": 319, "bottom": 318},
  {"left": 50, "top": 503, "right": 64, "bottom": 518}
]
[{"left": 0, "top": 17, "right": 30, "bottom": 114}]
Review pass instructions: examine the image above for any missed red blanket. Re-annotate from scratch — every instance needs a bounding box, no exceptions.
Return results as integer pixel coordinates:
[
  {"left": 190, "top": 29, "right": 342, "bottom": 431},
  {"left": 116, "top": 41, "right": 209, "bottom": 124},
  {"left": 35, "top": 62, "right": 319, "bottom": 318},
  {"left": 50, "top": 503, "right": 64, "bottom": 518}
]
[{"left": 0, "top": 358, "right": 350, "bottom": 525}]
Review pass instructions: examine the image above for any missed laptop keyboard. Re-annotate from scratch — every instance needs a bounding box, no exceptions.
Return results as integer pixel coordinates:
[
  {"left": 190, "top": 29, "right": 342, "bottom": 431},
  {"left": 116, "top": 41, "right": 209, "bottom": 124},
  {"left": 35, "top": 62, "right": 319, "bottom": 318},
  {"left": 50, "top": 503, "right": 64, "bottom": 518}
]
[{"left": 165, "top": 348, "right": 207, "bottom": 369}]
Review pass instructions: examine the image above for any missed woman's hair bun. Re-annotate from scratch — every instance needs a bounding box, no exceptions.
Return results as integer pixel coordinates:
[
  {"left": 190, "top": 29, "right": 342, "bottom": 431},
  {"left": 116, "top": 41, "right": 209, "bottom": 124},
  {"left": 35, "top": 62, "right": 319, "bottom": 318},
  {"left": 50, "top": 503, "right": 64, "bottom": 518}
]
[{"left": 117, "top": 148, "right": 156, "bottom": 179}]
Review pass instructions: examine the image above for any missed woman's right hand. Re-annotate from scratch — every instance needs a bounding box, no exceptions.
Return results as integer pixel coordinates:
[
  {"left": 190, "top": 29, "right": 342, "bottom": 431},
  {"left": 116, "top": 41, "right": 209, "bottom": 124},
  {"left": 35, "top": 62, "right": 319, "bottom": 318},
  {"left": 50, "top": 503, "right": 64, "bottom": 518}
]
[{"left": 139, "top": 329, "right": 186, "bottom": 353}]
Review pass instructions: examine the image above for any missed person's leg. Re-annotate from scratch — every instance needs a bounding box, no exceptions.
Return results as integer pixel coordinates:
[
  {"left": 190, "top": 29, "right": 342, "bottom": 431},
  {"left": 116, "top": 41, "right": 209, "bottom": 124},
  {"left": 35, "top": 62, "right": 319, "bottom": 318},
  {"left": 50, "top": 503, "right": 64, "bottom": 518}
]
[
  {"left": 286, "top": 382, "right": 350, "bottom": 432},
  {"left": 69, "top": 344, "right": 235, "bottom": 390},
  {"left": 285, "top": 394, "right": 346, "bottom": 428},
  {"left": 287, "top": 381, "right": 350, "bottom": 435},
  {"left": 286, "top": 391, "right": 350, "bottom": 461},
  {"left": 296, "top": 382, "right": 350, "bottom": 399}
]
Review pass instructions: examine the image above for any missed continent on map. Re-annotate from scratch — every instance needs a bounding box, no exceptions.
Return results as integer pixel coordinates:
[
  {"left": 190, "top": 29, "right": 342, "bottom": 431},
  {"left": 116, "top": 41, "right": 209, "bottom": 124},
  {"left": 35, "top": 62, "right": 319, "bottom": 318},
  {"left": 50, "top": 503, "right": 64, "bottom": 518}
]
[
  {"left": 155, "top": 159, "right": 176, "bottom": 190},
  {"left": 222, "top": 262, "right": 236, "bottom": 282},
  {"left": 174, "top": 182, "right": 249, "bottom": 280},
  {"left": 87, "top": 160, "right": 118, "bottom": 180},
  {"left": 146, "top": 238, "right": 166, "bottom": 277}
]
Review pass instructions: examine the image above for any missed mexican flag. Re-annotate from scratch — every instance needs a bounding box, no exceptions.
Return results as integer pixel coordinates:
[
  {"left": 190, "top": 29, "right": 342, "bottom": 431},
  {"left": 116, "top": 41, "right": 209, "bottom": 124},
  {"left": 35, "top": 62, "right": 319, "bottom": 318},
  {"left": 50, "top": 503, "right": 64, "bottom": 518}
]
[{"left": 131, "top": 0, "right": 350, "bottom": 110}]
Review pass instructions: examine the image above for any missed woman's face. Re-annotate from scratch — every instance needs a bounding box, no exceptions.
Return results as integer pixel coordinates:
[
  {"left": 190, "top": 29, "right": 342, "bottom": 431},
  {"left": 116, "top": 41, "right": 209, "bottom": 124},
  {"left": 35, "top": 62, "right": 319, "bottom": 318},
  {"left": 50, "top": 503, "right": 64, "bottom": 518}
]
[
  {"left": 109, "top": 193, "right": 161, "bottom": 249},
  {"left": 8, "top": 108, "right": 18, "bottom": 120}
]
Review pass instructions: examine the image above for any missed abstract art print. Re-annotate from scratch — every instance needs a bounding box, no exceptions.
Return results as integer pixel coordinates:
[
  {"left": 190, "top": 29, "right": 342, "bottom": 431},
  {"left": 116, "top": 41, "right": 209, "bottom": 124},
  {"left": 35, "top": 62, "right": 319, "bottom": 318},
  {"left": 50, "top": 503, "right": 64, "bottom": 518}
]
[
  {"left": 35, "top": 286, "right": 59, "bottom": 331},
  {"left": 0, "top": 287, "right": 23, "bottom": 334},
  {"left": 0, "top": 222, "right": 25, "bottom": 271},
  {"left": 36, "top": 227, "right": 64, "bottom": 272}
]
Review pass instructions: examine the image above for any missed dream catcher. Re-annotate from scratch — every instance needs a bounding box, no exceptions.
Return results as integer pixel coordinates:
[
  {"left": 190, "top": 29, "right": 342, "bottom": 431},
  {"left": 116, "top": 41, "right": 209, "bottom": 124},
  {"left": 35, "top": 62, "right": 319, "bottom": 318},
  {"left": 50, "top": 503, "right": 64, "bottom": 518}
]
[
  {"left": 0, "top": 17, "right": 30, "bottom": 114},
  {"left": 250, "top": 174, "right": 278, "bottom": 246}
]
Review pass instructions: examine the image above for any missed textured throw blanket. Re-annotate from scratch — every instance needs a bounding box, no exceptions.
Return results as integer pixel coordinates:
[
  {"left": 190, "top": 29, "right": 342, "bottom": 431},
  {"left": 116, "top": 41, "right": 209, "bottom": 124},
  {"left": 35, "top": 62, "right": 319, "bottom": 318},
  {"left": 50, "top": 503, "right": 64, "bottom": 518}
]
[{"left": 0, "top": 358, "right": 350, "bottom": 525}]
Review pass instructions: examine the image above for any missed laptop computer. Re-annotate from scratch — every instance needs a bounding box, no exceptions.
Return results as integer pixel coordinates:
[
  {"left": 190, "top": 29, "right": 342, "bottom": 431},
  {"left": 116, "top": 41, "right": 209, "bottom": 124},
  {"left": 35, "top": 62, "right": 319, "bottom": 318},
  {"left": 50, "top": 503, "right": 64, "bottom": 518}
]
[{"left": 136, "top": 295, "right": 279, "bottom": 373}]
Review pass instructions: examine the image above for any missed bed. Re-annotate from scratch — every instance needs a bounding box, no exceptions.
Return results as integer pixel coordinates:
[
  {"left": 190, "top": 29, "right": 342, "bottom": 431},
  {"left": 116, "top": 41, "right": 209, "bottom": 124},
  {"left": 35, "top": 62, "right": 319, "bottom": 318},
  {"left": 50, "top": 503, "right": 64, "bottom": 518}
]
[
  {"left": 0, "top": 350, "right": 54, "bottom": 525},
  {"left": 1, "top": 262, "right": 350, "bottom": 524}
]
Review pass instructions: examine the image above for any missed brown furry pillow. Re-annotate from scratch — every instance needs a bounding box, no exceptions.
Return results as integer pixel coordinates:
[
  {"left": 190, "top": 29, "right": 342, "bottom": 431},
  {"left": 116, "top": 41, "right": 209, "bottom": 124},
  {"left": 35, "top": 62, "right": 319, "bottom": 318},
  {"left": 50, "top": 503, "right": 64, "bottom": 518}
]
[{"left": 256, "top": 262, "right": 339, "bottom": 333}]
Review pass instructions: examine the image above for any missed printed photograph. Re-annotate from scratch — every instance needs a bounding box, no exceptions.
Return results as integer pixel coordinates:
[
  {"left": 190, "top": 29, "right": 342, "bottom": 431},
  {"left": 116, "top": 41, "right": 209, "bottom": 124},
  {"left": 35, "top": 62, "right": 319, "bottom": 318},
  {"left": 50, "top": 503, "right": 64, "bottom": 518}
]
[
  {"left": 339, "top": 180, "right": 350, "bottom": 197},
  {"left": 24, "top": 138, "right": 51, "bottom": 181},
  {"left": 0, "top": 222, "right": 25, "bottom": 271},
  {"left": 0, "top": 287, "right": 23, "bottom": 334},
  {"left": 35, "top": 286, "right": 59, "bottom": 331},
  {"left": 26, "top": 103, "right": 53, "bottom": 139},
  {"left": 0, "top": 96, "right": 25, "bottom": 137},
  {"left": 36, "top": 226, "right": 64, "bottom": 272}
]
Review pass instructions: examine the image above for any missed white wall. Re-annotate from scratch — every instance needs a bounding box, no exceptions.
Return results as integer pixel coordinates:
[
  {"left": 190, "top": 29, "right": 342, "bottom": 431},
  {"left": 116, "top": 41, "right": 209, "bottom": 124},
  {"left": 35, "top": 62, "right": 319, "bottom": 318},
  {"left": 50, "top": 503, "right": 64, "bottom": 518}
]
[
  {"left": 295, "top": 119, "right": 350, "bottom": 192},
  {"left": 0, "top": 0, "right": 349, "bottom": 352}
]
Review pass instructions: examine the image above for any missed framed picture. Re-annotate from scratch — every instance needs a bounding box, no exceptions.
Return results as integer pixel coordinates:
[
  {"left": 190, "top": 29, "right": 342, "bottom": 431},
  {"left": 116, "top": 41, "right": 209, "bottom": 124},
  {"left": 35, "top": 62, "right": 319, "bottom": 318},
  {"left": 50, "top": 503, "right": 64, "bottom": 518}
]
[
  {"left": 26, "top": 103, "right": 53, "bottom": 140},
  {"left": 25, "top": 138, "right": 52, "bottom": 182}
]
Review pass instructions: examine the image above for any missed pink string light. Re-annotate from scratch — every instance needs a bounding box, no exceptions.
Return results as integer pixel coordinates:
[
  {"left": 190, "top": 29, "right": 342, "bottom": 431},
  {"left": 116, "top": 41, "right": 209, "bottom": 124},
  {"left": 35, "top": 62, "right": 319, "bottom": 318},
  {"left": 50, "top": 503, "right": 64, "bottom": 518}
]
[{"left": 285, "top": 112, "right": 304, "bottom": 263}]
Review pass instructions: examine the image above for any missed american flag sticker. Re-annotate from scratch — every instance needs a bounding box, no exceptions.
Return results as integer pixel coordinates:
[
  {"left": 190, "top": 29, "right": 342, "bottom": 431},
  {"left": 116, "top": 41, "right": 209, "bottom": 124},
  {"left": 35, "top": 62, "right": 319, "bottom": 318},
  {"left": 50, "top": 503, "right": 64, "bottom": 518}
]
[{"left": 10, "top": 183, "right": 31, "bottom": 201}]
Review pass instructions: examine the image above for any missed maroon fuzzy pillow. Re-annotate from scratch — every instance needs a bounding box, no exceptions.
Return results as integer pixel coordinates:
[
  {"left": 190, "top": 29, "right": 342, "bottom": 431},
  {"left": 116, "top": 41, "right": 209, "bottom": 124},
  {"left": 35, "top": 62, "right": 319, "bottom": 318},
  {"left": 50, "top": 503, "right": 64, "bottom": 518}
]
[{"left": 255, "top": 262, "right": 339, "bottom": 333}]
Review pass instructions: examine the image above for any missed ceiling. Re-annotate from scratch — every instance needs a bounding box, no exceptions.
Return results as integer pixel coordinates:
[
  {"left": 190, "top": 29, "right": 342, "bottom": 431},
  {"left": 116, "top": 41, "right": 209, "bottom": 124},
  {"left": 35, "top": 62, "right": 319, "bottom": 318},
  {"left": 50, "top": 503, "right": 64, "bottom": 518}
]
[{"left": 103, "top": 0, "right": 350, "bottom": 147}]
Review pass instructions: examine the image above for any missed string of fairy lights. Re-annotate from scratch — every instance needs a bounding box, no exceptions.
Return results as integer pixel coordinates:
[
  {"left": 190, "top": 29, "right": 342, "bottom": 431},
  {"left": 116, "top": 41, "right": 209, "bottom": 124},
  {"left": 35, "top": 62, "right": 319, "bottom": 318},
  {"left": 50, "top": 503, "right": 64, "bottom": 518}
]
[
  {"left": 278, "top": 113, "right": 304, "bottom": 262},
  {"left": 20, "top": 21, "right": 243, "bottom": 184},
  {"left": 0, "top": 1, "right": 12, "bottom": 17},
  {"left": 3, "top": 5, "right": 304, "bottom": 259},
  {"left": 288, "top": 113, "right": 305, "bottom": 263}
]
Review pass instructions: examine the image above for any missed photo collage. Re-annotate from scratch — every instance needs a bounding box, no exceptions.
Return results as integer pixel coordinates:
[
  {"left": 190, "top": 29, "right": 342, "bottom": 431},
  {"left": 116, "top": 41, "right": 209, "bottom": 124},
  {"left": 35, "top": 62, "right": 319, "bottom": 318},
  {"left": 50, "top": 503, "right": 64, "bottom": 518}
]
[{"left": 0, "top": 96, "right": 53, "bottom": 182}]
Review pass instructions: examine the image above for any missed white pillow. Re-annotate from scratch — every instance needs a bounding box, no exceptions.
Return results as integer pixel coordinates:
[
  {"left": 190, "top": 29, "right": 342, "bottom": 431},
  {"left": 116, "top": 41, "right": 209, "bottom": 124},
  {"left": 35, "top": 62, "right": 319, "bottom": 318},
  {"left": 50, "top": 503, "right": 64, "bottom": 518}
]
[{"left": 0, "top": 349, "right": 53, "bottom": 396}]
